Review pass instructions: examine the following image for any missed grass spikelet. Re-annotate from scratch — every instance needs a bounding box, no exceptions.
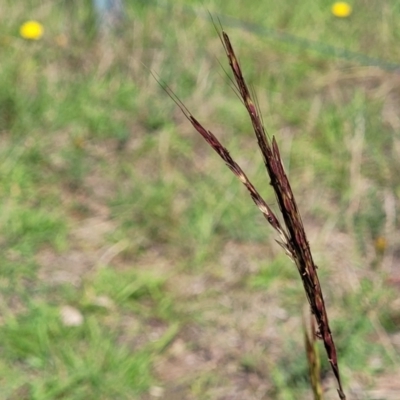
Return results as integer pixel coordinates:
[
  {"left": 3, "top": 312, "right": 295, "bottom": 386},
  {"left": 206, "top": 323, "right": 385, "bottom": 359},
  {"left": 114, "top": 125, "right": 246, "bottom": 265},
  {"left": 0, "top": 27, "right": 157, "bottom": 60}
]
[{"left": 157, "top": 25, "right": 346, "bottom": 400}]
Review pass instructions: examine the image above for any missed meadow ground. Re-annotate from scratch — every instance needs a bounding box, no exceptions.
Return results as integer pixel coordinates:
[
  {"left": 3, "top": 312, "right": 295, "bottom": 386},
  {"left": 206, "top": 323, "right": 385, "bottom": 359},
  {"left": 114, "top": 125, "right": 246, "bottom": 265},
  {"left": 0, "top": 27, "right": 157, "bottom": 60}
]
[{"left": 1, "top": 1, "right": 400, "bottom": 399}]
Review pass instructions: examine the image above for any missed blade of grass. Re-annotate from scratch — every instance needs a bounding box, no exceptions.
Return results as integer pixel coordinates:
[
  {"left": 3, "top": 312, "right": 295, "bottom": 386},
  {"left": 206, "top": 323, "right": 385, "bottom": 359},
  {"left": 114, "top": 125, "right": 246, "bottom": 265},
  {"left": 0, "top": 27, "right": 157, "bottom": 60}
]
[
  {"left": 155, "top": 25, "right": 346, "bottom": 400},
  {"left": 217, "top": 28, "right": 345, "bottom": 399},
  {"left": 304, "top": 315, "right": 323, "bottom": 400}
]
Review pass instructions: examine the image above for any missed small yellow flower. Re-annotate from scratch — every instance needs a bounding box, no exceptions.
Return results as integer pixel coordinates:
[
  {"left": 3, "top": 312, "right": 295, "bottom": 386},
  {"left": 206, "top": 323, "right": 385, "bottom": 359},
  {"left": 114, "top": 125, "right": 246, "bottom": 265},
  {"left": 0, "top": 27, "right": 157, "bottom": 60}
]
[
  {"left": 374, "top": 236, "right": 387, "bottom": 255},
  {"left": 20, "top": 21, "right": 44, "bottom": 40},
  {"left": 331, "top": 2, "right": 352, "bottom": 18}
]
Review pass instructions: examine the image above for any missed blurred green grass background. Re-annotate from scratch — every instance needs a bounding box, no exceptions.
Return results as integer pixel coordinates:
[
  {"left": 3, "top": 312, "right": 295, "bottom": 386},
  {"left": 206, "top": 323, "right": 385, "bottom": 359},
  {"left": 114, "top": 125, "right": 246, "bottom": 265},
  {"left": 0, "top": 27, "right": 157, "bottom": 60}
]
[{"left": 1, "top": 0, "right": 400, "bottom": 399}]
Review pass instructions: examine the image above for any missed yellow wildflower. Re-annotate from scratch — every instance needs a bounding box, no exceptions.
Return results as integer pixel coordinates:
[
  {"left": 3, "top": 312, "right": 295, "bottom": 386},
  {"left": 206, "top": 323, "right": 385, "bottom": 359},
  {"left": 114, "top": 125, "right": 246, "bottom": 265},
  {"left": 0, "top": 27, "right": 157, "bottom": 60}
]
[
  {"left": 331, "top": 2, "right": 352, "bottom": 18},
  {"left": 374, "top": 236, "right": 387, "bottom": 255},
  {"left": 20, "top": 21, "right": 44, "bottom": 40}
]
